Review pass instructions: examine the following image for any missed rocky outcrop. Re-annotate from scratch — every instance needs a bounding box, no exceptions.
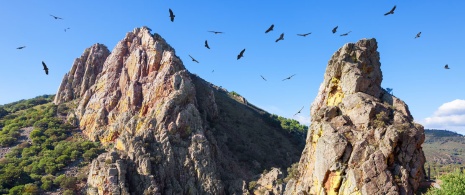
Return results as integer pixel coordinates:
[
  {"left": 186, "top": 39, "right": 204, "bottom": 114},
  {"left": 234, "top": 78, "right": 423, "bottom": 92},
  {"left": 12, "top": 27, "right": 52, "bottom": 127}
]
[
  {"left": 284, "top": 39, "right": 426, "bottom": 195},
  {"left": 54, "top": 43, "right": 110, "bottom": 104},
  {"left": 250, "top": 168, "right": 286, "bottom": 195},
  {"left": 55, "top": 27, "right": 304, "bottom": 195}
]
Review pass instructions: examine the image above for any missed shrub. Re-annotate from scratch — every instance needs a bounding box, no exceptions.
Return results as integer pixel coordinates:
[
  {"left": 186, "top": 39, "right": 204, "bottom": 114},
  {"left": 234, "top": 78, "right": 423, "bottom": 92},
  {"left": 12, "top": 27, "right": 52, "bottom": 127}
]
[
  {"left": 8, "top": 185, "right": 24, "bottom": 195},
  {"left": 425, "top": 169, "right": 465, "bottom": 195},
  {"left": 373, "top": 111, "right": 389, "bottom": 128},
  {"left": 284, "top": 163, "right": 300, "bottom": 183},
  {"left": 23, "top": 183, "right": 39, "bottom": 195},
  {"left": 248, "top": 181, "right": 257, "bottom": 191}
]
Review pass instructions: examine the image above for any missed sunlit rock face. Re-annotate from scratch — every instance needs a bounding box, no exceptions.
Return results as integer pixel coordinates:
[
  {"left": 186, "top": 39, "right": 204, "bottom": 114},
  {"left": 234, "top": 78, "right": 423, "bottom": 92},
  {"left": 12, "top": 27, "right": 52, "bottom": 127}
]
[
  {"left": 54, "top": 43, "right": 110, "bottom": 104},
  {"left": 55, "top": 27, "right": 304, "bottom": 195},
  {"left": 284, "top": 38, "right": 426, "bottom": 195}
]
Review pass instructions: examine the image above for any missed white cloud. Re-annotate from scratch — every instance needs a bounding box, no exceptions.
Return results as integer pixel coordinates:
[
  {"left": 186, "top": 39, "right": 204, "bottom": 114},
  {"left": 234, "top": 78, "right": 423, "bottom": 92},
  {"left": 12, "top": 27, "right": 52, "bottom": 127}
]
[
  {"left": 423, "top": 99, "right": 465, "bottom": 134},
  {"left": 293, "top": 115, "right": 311, "bottom": 126},
  {"left": 433, "top": 99, "right": 465, "bottom": 116}
]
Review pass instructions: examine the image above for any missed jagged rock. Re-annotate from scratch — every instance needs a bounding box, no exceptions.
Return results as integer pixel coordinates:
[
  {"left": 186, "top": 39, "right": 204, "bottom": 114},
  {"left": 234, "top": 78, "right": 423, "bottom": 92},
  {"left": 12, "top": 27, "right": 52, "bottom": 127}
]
[
  {"left": 284, "top": 39, "right": 426, "bottom": 195},
  {"left": 54, "top": 43, "right": 110, "bottom": 104},
  {"left": 55, "top": 27, "right": 304, "bottom": 195},
  {"left": 251, "top": 168, "right": 285, "bottom": 195}
]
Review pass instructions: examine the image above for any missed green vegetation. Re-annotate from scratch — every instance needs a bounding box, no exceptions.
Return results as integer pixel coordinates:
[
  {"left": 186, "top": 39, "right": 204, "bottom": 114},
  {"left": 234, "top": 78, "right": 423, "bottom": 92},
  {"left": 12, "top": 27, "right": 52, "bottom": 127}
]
[
  {"left": 423, "top": 129, "right": 465, "bottom": 181},
  {"left": 229, "top": 91, "right": 241, "bottom": 97},
  {"left": 373, "top": 111, "right": 389, "bottom": 128},
  {"left": 0, "top": 95, "right": 54, "bottom": 115},
  {"left": 284, "top": 162, "right": 300, "bottom": 183},
  {"left": 425, "top": 169, "right": 465, "bottom": 195},
  {"left": 270, "top": 114, "right": 308, "bottom": 138},
  {"left": 0, "top": 96, "right": 103, "bottom": 194}
]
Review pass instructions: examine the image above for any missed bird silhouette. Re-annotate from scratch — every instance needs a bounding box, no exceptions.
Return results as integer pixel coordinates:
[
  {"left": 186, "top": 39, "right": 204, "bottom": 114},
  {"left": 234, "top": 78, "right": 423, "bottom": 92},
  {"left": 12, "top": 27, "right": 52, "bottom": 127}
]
[
  {"left": 340, "top": 31, "right": 352, "bottom": 36},
  {"left": 188, "top": 55, "right": 199, "bottom": 63},
  {"left": 282, "top": 74, "right": 296, "bottom": 81},
  {"left": 294, "top": 106, "right": 304, "bottom": 116},
  {"left": 384, "top": 5, "right": 396, "bottom": 16},
  {"left": 332, "top": 26, "right": 338, "bottom": 34},
  {"left": 64, "top": 27, "right": 70, "bottom": 32},
  {"left": 297, "top": 33, "right": 312, "bottom": 37},
  {"left": 208, "top": 31, "right": 224, "bottom": 34},
  {"left": 205, "top": 40, "right": 210, "bottom": 49},
  {"left": 50, "top": 14, "right": 63, "bottom": 19},
  {"left": 265, "top": 24, "right": 274, "bottom": 33},
  {"left": 42, "top": 61, "right": 49, "bottom": 75},
  {"left": 444, "top": 64, "right": 450, "bottom": 69},
  {"left": 415, "top": 32, "right": 421, "bottom": 39},
  {"left": 16, "top": 46, "right": 26, "bottom": 49},
  {"left": 237, "top": 49, "right": 246, "bottom": 60},
  {"left": 275, "top": 33, "right": 284, "bottom": 42},
  {"left": 169, "top": 9, "right": 175, "bottom": 22},
  {"left": 260, "top": 75, "right": 267, "bottom": 81}
]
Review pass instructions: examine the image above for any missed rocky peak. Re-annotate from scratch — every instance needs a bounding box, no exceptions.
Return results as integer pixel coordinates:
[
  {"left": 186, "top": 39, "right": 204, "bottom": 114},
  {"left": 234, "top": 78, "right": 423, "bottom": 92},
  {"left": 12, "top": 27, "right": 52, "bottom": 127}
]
[
  {"left": 285, "top": 38, "right": 425, "bottom": 195},
  {"left": 54, "top": 27, "right": 304, "bottom": 195},
  {"left": 54, "top": 43, "right": 110, "bottom": 104}
]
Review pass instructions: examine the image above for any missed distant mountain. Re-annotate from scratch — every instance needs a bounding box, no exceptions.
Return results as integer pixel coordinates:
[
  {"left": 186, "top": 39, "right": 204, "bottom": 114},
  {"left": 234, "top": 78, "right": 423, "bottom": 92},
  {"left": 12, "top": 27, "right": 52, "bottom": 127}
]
[{"left": 423, "top": 129, "right": 465, "bottom": 165}]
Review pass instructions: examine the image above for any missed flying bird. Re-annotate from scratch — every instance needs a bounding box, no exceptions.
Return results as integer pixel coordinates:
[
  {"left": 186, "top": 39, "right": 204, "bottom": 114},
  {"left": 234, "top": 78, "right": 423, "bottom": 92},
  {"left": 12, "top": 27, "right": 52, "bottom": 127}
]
[
  {"left": 384, "top": 5, "right": 396, "bottom": 16},
  {"left": 237, "top": 49, "right": 246, "bottom": 60},
  {"left": 340, "top": 31, "right": 352, "bottom": 36},
  {"left": 332, "top": 26, "right": 338, "bottom": 34},
  {"left": 205, "top": 40, "right": 210, "bottom": 49},
  {"left": 294, "top": 106, "right": 304, "bottom": 116},
  {"left": 444, "top": 64, "right": 450, "bottom": 69},
  {"left": 260, "top": 75, "right": 267, "bottom": 81},
  {"left": 415, "top": 32, "right": 421, "bottom": 39},
  {"left": 16, "top": 46, "right": 26, "bottom": 49},
  {"left": 265, "top": 24, "right": 274, "bottom": 33},
  {"left": 208, "top": 31, "right": 224, "bottom": 34},
  {"left": 42, "top": 61, "right": 49, "bottom": 75},
  {"left": 188, "top": 55, "right": 199, "bottom": 63},
  {"left": 275, "top": 33, "right": 284, "bottom": 42},
  {"left": 282, "top": 74, "right": 296, "bottom": 81},
  {"left": 169, "top": 9, "right": 175, "bottom": 22},
  {"left": 64, "top": 27, "right": 70, "bottom": 32},
  {"left": 49, "top": 14, "right": 63, "bottom": 19},
  {"left": 297, "top": 33, "right": 312, "bottom": 37}
]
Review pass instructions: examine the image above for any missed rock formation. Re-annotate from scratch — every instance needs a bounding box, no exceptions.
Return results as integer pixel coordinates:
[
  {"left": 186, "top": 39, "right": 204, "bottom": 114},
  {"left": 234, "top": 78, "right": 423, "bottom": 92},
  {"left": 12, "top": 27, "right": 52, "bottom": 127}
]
[
  {"left": 54, "top": 43, "right": 110, "bottom": 104},
  {"left": 54, "top": 27, "right": 304, "bottom": 195},
  {"left": 284, "top": 39, "right": 426, "bottom": 195}
]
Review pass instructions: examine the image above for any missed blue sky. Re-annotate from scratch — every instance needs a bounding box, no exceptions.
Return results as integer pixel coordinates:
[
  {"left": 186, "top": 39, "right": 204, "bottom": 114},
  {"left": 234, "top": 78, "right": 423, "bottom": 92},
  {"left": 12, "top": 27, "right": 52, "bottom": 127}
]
[{"left": 1, "top": 1, "right": 464, "bottom": 133}]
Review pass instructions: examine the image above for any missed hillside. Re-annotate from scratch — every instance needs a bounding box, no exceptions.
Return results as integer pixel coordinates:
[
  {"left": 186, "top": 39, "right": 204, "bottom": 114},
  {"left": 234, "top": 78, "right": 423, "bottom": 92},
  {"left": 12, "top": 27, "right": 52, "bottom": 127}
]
[
  {"left": 0, "top": 95, "right": 104, "bottom": 194},
  {"left": 423, "top": 129, "right": 465, "bottom": 179}
]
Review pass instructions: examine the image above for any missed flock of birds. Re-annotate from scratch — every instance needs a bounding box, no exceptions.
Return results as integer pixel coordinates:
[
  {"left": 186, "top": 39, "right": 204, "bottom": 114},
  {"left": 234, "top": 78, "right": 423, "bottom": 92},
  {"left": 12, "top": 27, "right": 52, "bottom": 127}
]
[
  {"left": 15, "top": 14, "right": 71, "bottom": 75},
  {"left": 165, "top": 5, "right": 451, "bottom": 116},
  {"left": 14, "top": 5, "right": 452, "bottom": 117}
]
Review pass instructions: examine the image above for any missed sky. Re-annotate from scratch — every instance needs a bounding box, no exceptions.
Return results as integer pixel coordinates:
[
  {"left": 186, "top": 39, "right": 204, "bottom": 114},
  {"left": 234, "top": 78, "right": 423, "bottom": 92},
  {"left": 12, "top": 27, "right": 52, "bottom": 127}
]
[{"left": 1, "top": 1, "right": 464, "bottom": 133}]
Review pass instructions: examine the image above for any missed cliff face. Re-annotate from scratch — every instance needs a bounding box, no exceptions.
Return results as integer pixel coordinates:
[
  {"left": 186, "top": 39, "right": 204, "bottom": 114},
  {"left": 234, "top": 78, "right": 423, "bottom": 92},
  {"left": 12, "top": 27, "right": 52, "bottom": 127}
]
[
  {"left": 54, "top": 43, "right": 110, "bottom": 104},
  {"left": 284, "top": 39, "right": 426, "bottom": 195},
  {"left": 55, "top": 27, "right": 304, "bottom": 195}
]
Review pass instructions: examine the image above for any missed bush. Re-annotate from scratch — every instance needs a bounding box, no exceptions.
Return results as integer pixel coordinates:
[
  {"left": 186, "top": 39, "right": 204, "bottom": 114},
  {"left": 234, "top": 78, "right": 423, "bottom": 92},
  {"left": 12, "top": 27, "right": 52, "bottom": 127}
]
[
  {"left": 23, "top": 183, "right": 39, "bottom": 195},
  {"left": 425, "top": 169, "right": 465, "bottom": 194},
  {"left": 8, "top": 185, "right": 24, "bottom": 195},
  {"left": 373, "top": 111, "right": 389, "bottom": 128},
  {"left": 63, "top": 189, "right": 75, "bottom": 195},
  {"left": 284, "top": 163, "right": 300, "bottom": 183},
  {"left": 248, "top": 181, "right": 257, "bottom": 191}
]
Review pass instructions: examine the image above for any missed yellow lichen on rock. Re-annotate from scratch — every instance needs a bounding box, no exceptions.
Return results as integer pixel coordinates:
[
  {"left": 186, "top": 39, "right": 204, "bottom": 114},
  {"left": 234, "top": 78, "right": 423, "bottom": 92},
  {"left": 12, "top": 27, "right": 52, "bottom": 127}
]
[
  {"left": 115, "top": 139, "right": 126, "bottom": 151},
  {"left": 311, "top": 126, "right": 323, "bottom": 149},
  {"left": 325, "top": 171, "right": 343, "bottom": 195},
  {"left": 326, "top": 77, "right": 344, "bottom": 106}
]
